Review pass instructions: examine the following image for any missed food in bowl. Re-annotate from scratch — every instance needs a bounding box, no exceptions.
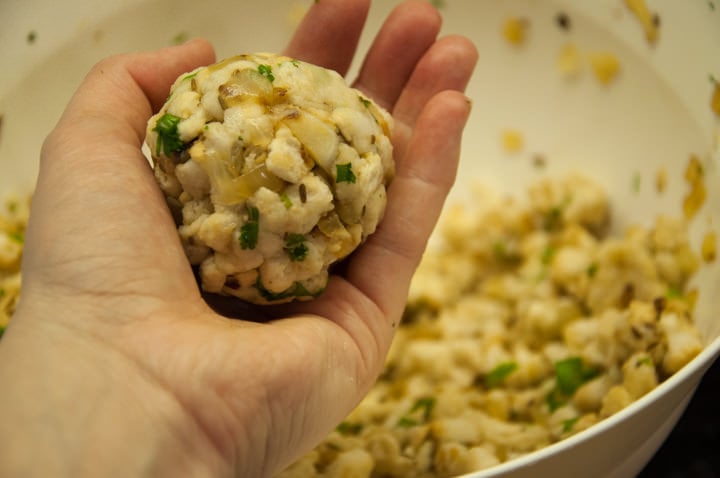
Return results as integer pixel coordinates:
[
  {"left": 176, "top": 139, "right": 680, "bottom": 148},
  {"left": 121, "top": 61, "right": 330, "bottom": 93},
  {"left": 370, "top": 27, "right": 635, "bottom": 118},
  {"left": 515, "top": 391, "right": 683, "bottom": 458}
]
[
  {"left": 0, "top": 196, "right": 28, "bottom": 336},
  {"left": 145, "top": 53, "right": 394, "bottom": 304},
  {"left": 278, "top": 174, "right": 704, "bottom": 477}
]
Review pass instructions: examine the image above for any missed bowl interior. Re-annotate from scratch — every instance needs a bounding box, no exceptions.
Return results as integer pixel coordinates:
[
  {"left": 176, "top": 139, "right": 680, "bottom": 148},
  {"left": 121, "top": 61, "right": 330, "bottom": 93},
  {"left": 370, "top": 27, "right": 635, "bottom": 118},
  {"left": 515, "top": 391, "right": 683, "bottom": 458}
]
[{"left": 1, "top": 0, "right": 719, "bottom": 476}]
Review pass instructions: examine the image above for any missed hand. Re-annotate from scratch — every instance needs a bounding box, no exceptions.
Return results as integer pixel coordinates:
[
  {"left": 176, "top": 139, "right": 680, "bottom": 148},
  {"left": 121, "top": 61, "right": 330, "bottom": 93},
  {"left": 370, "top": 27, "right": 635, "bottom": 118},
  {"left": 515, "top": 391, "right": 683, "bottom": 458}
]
[{"left": 0, "top": 1, "right": 477, "bottom": 476}]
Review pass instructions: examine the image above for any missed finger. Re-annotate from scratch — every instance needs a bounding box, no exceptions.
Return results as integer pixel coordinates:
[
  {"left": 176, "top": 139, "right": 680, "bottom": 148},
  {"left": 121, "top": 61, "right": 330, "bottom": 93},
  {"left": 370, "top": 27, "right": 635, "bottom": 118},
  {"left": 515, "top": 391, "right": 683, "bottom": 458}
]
[
  {"left": 393, "top": 34, "right": 478, "bottom": 128},
  {"left": 128, "top": 39, "right": 216, "bottom": 113},
  {"left": 56, "top": 39, "right": 215, "bottom": 145},
  {"left": 24, "top": 41, "right": 215, "bottom": 301},
  {"left": 283, "top": 0, "right": 370, "bottom": 76},
  {"left": 347, "top": 90, "right": 472, "bottom": 322},
  {"left": 352, "top": 0, "right": 441, "bottom": 111}
]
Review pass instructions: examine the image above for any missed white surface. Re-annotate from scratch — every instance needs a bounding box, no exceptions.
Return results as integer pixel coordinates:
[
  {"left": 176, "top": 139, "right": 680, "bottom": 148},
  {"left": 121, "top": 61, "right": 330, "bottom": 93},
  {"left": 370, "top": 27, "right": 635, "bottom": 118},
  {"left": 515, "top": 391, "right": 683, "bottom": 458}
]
[{"left": 1, "top": 1, "right": 719, "bottom": 477}]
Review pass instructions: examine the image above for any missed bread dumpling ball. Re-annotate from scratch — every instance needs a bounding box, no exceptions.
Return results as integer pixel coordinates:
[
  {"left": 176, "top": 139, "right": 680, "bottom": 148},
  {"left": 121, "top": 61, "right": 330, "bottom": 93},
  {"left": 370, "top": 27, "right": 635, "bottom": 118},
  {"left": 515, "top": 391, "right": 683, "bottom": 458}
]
[{"left": 145, "top": 53, "right": 395, "bottom": 304}]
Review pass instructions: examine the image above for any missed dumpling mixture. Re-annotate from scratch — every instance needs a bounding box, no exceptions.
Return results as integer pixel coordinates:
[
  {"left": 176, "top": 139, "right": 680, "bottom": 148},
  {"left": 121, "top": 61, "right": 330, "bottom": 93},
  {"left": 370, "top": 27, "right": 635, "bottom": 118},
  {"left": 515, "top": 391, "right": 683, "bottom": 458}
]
[
  {"left": 278, "top": 174, "right": 705, "bottom": 477},
  {"left": 0, "top": 195, "right": 27, "bottom": 336},
  {"left": 145, "top": 53, "right": 394, "bottom": 304}
]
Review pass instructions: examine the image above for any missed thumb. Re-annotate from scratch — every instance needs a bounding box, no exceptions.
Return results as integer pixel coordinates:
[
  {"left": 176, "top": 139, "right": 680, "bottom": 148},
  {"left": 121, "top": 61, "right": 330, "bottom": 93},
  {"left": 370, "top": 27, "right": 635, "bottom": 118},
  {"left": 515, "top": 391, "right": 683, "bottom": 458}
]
[
  {"left": 50, "top": 39, "right": 216, "bottom": 155},
  {"left": 22, "top": 40, "right": 215, "bottom": 300}
]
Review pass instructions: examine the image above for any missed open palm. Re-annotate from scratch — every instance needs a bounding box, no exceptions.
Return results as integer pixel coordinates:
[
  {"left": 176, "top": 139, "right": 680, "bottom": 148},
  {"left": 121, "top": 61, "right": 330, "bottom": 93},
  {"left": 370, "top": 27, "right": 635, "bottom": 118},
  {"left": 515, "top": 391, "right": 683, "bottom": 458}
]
[{"left": 0, "top": 1, "right": 477, "bottom": 477}]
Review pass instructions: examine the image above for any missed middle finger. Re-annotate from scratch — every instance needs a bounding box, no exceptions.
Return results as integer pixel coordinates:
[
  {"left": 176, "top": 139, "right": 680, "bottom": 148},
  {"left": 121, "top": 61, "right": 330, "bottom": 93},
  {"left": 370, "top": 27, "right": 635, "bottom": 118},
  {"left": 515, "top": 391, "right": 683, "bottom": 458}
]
[{"left": 352, "top": 0, "right": 442, "bottom": 111}]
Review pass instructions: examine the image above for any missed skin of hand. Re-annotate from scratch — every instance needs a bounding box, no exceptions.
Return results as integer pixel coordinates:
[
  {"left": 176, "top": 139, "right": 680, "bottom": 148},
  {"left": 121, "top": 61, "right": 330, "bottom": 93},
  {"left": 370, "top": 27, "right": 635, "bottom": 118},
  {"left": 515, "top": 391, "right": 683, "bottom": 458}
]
[{"left": 0, "top": 1, "right": 477, "bottom": 477}]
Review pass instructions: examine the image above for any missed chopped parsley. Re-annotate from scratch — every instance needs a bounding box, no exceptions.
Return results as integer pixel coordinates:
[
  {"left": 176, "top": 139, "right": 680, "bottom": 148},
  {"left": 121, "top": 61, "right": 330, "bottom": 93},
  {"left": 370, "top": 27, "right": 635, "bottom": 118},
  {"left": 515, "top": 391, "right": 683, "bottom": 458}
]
[
  {"left": 254, "top": 278, "right": 322, "bottom": 302},
  {"left": 562, "top": 416, "right": 580, "bottom": 433},
  {"left": 172, "top": 31, "right": 190, "bottom": 45},
  {"left": 239, "top": 207, "right": 260, "bottom": 250},
  {"left": 279, "top": 192, "right": 292, "bottom": 209},
  {"left": 258, "top": 64, "right": 275, "bottom": 83},
  {"left": 397, "top": 397, "right": 435, "bottom": 427},
  {"left": 544, "top": 207, "right": 563, "bottom": 230},
  {"left": 586, "top": 263, "right": 598, "bottom": 278},
  {"left": 666, "top": 285, "right": 683, "bottom": 299},
  {"left": 152, "top": 113, "right": 184, "bottom": 156},
  {"left": 8, "top": 231, "right": 24, "bottom": 244},
  {"left": 0, "top": 287, "right": 5, "bottom": 298},
  {"left": 543, "top": 197, "right": 571, "bottom": 231},
  {"left": 0, "top": 325, "right": 4, "bottom": 339},
  {"left": 636, "top": 356, "right": 654, "bottom": 367},
  {"left": 284, "top": 234, "right": 308, "bottom": 261},
  {"left": 359, "top": 96, "right": 372, "bottom": 108},
  {"left": 182, "top": 71, "right": 199, "bottom": 82},
  {"left": 546, "top": 357, "right": 599, "bottom": 411},
  {"left": 493, "top": 241, "right": 522, "bottom": 264},
  {"left": 336, "top": 421, "right": 364, "bottom": 435},
  {"left": 336, "top": 163, "right": 357, "bottom": 184},
  {"left": 484, "top": 362, "right": 518, "bottom": 388},
  {"left": 540, "top": 245, "right": 556, "bottom": 265},
  {"left": 555, "top": 357, "right": 599, "bottom": 395}
]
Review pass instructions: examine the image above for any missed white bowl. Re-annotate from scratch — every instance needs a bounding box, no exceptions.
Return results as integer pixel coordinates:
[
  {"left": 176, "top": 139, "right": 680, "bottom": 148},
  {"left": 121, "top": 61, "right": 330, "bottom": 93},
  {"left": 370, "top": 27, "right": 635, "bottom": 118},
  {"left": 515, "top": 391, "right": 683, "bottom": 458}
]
[{"left": 1, "top": 1, "right": 718, "bottom": 477}]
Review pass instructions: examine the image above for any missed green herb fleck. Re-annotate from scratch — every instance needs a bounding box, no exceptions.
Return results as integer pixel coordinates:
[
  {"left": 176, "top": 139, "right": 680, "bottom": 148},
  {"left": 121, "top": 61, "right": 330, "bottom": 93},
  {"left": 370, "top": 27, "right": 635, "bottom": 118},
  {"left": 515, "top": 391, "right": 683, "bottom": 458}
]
[
  {"left": 279, "top": 192, "right": 292, "bottom": 209},
  {"left": 555, "top": 357, "right": 599, "bottom": 395},
  {"left": 430, "top": 0, "right": 446, "bottom": 8},
  {"left": 493, "top": 241, "right": 522, "bottom": 264},
  {"left": 397, "top": 416, "right": 418, "bottom": 427},
  {"left": 26, "top": 31, "right": 37, "bottom": 45},
  {"left": 359, "top": 96, "right": 372, "bottom": 108},
  {"left": 544, "top": 207, "right": 562, "bottom": 230},
  {"left": 258, "top": 64, "right": 275, "bottom": 83},
  {"left": 336, "top": 163, "right": 357, "bottom": 184},
  {"left": 546, "top": 357, "right": 599, "bottom": 411},
  {"left": 182, "top": 71, "right": 199, "bottom": 81},
  {"left": 254, "top": 278, "right": 322, "bottom": 301},
  {"left": 172, "top": 32, "right": 190, "bottom": 45},
  {"left": 0, "top": 288, "right": 5, "bottom": 298},
  {"left": 562, "top": 416, "right": 580, "bottom": 433},
  {"left": 336, "top": 421, "right": 364, "bottom": 435},
  {"left": 290, "top": 59, "right": 300, "bottom": 68},
  {"left": 284, "top": 234, "right": 309, "bottom": 261},
  {"left": 8, "top": 231, "right": 24, "bottom": 244},
  {"left": 397, "top": 397, "right": 435, "bottom": 427},
  {"left": 636, "top": 356, "right": 653, "bottom": 367},
  {"left": 666, "top": 285, "right": 683, "bottom": 299},
  {"left": 240, "top": 207, "right": 260, "bottom": 250},
  {"left": 0, "top": 325, "right": 5, "bottom": 340},
  {"left": 586, "top": 263, "right": 598, "bottom": 278},
  {"left": 540, "top": 246, "right": 556, "bottom": 265},
  {"left": 153, "top": 113, "right": 184, "bottom": 156},
  {"left": 543, "top": 197, "right": 571, "bottom": 231},
  {"left": 484, "top": 362, "right": 518, "bottom": 388}
]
